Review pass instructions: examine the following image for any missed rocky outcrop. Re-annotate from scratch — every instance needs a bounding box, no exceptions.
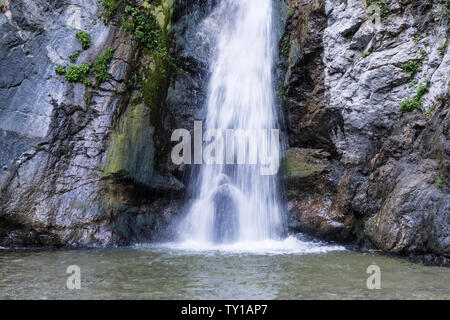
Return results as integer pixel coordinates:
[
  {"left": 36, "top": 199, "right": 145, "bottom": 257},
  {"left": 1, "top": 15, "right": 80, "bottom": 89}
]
[
  {"left": 0, "top": 0, "right": 125, "bottom": 247},
  {"left": 281, "top": 0, "right": 449, "bottom": 261},
  {"left": 356, "top": 100, "right": 449, "bottom": 256},
  {"left": 0, "top": 0, "right": 213, "bottom": 247}
]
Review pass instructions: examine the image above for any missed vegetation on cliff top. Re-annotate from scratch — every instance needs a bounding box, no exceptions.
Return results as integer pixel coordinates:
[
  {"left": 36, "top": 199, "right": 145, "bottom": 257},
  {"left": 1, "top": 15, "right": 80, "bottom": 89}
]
[{"left": 101, "top": 1, "right": 172, "bottom": 59}]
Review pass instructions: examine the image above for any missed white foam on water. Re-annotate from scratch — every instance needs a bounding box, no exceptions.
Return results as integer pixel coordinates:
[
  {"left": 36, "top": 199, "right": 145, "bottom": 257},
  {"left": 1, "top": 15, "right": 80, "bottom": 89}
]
[{"left": 137, "top": 236, "right": 346, "bottom": 255}]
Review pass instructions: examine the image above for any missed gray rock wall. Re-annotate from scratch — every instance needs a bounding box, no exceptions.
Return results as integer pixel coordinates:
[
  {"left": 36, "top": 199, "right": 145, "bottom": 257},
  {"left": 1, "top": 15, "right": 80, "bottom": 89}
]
[
  {"left": 0, "top": 0, "right": 211, "bottom": 247},
  {"left": 282, "top": 0, "right": 449, "bottom": 262},
  {"left": 0, "top": 0, "right": 125, "bottom": 246}
]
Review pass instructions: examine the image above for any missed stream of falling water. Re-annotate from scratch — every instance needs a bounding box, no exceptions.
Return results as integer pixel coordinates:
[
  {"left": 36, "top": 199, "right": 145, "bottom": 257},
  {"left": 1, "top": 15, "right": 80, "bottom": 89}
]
[{"left": 177, "top": 0, "right": 283, "bottom": 246}]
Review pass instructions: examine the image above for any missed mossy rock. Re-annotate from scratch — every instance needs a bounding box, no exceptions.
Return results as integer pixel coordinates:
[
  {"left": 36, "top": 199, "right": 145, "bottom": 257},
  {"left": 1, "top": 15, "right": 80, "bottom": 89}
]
[
  {"left": 281, "top": 148, "right": 330, "bottom": 180},
  {"left": 103, "top": 103, "right": 155, "bottom": 186}
]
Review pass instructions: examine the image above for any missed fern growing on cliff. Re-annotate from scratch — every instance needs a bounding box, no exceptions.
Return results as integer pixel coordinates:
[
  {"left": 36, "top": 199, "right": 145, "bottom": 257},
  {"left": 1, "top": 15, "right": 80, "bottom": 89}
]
[
  {"left": 101, "top": 0, "right": 119, "bottom": 22},
  {"left": 124, "top": 5, "right": 161, "bottom": 51},
  {"left": 93, "top": 48, "right": 115, "bottom": 82},
  {"left": 75, "top": 31, "right": 91, "bottom": 50},
  {"left": 65, "top": 63, "right": 92, "bottom": 86}
]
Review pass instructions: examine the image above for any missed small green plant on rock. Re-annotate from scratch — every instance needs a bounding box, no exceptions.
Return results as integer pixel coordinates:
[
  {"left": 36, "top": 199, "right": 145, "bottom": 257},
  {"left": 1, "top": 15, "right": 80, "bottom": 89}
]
[
  {"left": 401, "top": 60, "right": 422, "bottom": 75},
  {"left": 425, "top": 97, "right": 442, "bottom": 116},
  {"left": 125, "top": 5, "right": 161, "bottom": 51},
  {"left": 93, "top": 47, "right": 115, "bottom": 82},
  {"left": 438, "top": 40, "right": 447, "bottom": 56},
  {"left": 75, "top": 31, "right": 91, "bottom": 50},
  {"left": 400, "top": 96, "right": 422, "bottom": 113},
  {"left": 69, "top": 49, "right": 82, "bottom": 62},
  {"left": 400, "top": 80, "right": 430, "bottom": 114},
  {"left": 101, "top": 0, "right": 119, "bottom": 22},
  {"left": 435, "top": 178, "right": 443, "bottom": 189},
  {"left": 121, "top": 16, "right": 135, "bottom": 32},
  {"left": 419, "top": 49, "right": 427, "bottom": 59},
  {"left": 366, "top": 0, "right": 390, "bottom": 20},
  {"left": 55, "top": 65, "right": 66, "bottom": 75},
  {"left": 408, "top": 79, "right": 419, "bottom": 88},
  {"left": 361, "top": 51, "right": 372, "bottom": 58},
  {"left": 65, "top": 63, "right": 92, "bottom": 86}
]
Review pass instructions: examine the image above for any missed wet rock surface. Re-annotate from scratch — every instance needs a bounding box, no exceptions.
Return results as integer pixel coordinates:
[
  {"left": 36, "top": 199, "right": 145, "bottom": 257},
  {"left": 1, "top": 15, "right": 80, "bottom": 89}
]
[
  {"left": 281, "top": 0, "right": 449, "bottom": 261},
  {"left": 0, "top": 0, "right": 213, "bottom": 247}
]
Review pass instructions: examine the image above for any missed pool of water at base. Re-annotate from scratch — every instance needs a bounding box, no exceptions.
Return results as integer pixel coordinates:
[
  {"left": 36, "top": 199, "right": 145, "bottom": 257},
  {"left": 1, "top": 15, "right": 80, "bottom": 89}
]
[{"left": 0, "top": 236, "right": 448, "bottom": 300}]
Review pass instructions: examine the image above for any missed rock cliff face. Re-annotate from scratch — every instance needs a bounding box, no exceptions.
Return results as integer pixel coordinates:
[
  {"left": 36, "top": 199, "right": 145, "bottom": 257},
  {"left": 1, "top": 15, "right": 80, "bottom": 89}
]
[
  {"left": 0, "top": 0, "right": 212, "bottom": 246},
  {"left": 0, "top": 0, "right": 448, "bottom": 262},
  {"left": 281, "top": 0, "right": 449, "bottom": 262}
]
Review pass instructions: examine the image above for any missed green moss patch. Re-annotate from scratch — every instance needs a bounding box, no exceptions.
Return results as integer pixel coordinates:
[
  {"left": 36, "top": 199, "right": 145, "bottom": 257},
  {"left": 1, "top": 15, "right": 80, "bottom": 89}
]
[
  {"left": 281, "top": 148, "right": 329, "bottom": 180},
  {"left": 103, "top": 103, "right": 155, "bottom": 186}
]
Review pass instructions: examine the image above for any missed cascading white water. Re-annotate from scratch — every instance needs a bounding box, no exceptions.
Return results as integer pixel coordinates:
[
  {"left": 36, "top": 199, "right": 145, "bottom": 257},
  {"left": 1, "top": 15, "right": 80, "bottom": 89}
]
[{"left": 178, "top": 0, "right": 284, "bottom": 245}]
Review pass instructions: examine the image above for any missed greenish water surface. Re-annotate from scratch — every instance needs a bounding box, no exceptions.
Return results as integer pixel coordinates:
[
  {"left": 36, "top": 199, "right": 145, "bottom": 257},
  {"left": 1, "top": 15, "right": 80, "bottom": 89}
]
[{"left": 0, "top": 240, "right": 448, "bottom": 300}]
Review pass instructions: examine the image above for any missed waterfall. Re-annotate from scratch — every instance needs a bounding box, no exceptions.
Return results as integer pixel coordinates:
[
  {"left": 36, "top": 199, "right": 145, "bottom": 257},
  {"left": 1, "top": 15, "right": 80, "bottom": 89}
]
[{"left": 178, "top": 0, "right": 284, "bottom": 244}]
